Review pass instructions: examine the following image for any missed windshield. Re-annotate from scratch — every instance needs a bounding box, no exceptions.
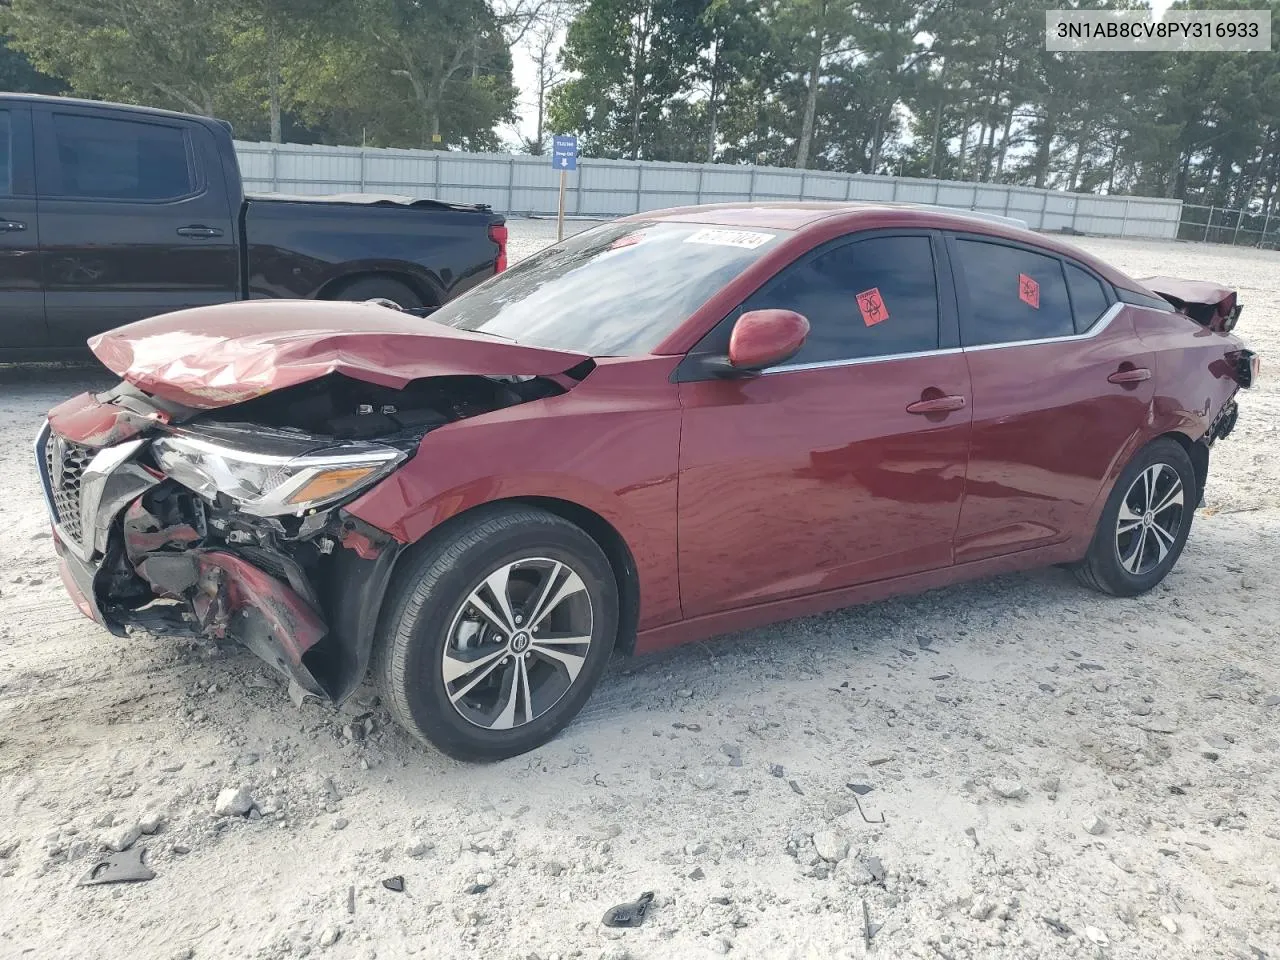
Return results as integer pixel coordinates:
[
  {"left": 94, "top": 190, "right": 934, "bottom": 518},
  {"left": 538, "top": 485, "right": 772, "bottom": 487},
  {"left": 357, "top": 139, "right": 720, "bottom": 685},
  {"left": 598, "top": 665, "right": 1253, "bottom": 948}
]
[{"left": 428, "top": 220, "right": 790, "bottom": 355}]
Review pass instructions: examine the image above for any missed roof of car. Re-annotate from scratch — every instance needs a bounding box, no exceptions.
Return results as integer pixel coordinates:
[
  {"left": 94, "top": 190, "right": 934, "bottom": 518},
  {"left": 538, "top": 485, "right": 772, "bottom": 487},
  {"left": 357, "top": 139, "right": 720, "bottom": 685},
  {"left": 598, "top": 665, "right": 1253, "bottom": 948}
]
[
  {"left": 627, "top": 201, "right": 1144, "bottom": 293},
  {"left": 630, "top": 200, "right": 1030, "bottom": 231}
]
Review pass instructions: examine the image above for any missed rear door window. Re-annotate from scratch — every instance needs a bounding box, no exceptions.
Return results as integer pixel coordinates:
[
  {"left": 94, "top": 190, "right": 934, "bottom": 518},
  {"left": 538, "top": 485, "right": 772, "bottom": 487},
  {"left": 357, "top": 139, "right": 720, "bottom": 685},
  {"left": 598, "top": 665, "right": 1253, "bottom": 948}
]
[
  {"left": 737, "top": 234, "right": 940, "bottom": 366},
  {"left": 1066, "top": 262, "right": 1111, "bottom": 333},
  {"left": 50, "top": 113, "right": 194, "bottom": 201},
  {"left": 953, "top": 238, "right": 1073, "bottom": 346}
]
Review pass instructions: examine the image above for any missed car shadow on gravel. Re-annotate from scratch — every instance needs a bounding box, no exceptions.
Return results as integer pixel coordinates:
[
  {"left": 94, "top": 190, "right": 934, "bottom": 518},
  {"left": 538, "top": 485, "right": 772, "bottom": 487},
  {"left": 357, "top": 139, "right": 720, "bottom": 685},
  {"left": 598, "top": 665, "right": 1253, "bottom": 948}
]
[{"left": 0, "top": 361, "right": 112, "bottom": 385}]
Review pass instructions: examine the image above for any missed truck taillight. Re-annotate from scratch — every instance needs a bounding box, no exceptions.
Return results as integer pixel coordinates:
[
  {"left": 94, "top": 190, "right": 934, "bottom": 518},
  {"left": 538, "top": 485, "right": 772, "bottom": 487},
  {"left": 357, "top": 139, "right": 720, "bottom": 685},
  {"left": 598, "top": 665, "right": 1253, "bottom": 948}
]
[{"left": 489, "top": 223, "right": 508, "bottom": 273}]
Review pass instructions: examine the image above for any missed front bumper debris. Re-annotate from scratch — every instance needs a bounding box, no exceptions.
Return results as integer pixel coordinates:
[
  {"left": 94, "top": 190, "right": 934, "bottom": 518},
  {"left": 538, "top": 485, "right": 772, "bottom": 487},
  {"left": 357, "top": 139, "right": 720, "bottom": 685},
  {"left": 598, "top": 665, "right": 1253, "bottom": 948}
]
[{"left": 37, "top": 419, "right": 403, "bottom": 704}]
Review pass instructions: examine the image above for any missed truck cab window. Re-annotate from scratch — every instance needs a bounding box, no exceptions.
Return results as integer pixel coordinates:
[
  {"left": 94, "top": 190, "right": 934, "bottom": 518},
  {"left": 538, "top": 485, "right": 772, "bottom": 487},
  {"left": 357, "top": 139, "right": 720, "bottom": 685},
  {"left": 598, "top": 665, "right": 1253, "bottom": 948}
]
[
  {"left": 51, "top": 113, "right": 194, "bottom": 201},
  {"left": 0, "top": 111, "right": 11, "bottom": 195}
]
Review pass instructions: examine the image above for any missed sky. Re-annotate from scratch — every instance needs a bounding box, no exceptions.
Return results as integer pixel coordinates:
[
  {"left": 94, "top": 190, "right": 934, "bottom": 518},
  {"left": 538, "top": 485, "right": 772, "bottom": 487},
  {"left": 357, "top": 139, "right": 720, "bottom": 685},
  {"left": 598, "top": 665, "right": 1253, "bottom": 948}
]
[
  {"left": 506, "top": 28, "right": 563, "bottom": 148},
  {"left": 503, "top": 0, "right": 1179, "bottom": 150}
]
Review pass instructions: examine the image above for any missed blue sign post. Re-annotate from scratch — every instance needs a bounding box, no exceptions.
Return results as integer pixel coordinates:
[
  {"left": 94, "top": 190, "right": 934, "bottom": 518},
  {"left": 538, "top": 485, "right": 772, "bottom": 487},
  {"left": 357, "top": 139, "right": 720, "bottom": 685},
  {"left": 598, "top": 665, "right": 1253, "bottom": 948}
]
[
  {"left": 551, "top": 134, "right": 578, "bottom": 171},
  {"left": 551, "top": 134, "right": 578, "bottom": 240}
]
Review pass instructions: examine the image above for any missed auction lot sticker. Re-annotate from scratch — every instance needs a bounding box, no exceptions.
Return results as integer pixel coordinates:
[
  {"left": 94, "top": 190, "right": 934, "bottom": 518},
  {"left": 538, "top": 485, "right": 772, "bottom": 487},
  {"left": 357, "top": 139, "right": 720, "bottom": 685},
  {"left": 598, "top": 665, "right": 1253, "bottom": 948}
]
[
  {"left": 1018, "top": 273, "right": 1040, "bottom": 309},
  {"left": 683, "top": 229, "right": 775, "bottom": 249},
  {"left": 856, "top": 287, "right": 890, "bottom": 326}
]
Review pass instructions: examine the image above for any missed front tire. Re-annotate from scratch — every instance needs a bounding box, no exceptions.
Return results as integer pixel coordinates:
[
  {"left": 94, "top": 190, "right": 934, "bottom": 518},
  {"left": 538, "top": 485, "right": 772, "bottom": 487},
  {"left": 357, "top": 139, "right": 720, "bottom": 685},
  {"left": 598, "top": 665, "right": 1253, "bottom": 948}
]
[
  {"left": 372, "top": 506, "right": 618, "bottom": 761},
  {"left": 1074, "top": 437, "right": 1197, "bottom": 597}
]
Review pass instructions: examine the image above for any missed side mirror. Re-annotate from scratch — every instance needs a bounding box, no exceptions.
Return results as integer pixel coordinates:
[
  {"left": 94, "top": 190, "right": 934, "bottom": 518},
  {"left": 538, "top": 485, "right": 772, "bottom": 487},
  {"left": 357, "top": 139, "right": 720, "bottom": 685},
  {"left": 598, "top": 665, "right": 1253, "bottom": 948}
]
[{"left": 726, "top": 309, "right": 810, "bottom": 373}]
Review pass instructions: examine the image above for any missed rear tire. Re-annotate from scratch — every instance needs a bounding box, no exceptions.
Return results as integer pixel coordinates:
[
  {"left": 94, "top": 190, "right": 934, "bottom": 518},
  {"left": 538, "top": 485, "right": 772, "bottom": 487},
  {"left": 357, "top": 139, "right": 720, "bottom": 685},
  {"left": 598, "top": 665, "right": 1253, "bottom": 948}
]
[
  {"left": 1074, "top": 437, "right": 1197, "bottom": 597},
  {"left": 328, "top": 275, "right": 425, "bottom": 311},
  {"left": 372, "top": 506, "right": 618, "bottom": 761}
]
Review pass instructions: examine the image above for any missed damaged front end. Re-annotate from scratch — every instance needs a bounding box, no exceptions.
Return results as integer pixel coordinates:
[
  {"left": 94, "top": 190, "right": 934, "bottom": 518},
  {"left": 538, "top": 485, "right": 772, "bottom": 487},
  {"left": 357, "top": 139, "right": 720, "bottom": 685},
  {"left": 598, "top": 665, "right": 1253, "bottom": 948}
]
[{"left": 37, "top": 369, "right": 574, "bottom": 704}]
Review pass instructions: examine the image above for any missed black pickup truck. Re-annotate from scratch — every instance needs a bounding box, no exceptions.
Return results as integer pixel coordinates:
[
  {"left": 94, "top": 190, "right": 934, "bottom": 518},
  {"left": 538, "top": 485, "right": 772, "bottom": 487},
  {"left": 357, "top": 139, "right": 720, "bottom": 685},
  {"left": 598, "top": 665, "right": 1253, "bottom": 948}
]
[{"left": 0, "top": 94, "right": 507, "bottom": 359}]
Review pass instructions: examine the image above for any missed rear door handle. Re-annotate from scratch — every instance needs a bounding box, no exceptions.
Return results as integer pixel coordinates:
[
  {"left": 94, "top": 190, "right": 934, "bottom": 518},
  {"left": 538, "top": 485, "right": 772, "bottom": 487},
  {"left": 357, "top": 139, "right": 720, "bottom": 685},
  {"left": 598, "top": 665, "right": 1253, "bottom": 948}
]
[
  {"left": 176, "top": 225, "right": 223, "bottom": 238},
  {"left": 1108, "top": 367, "right": 1151, "bottom": 384},
  {"left": 0, "top": 220, "right": 27, "bottom": 232},
  {"left": 906, "top": 394, "right": 967, "bottom": 414}
]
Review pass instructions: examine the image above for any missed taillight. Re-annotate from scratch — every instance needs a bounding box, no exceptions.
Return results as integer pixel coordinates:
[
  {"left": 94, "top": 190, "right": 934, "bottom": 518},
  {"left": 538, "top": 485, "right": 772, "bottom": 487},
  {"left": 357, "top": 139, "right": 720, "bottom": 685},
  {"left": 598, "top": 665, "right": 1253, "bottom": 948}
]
[
  {"left": 1246, "top": 352, "right": 1261, "bottom": 387},
  {"left": 1227, "top": 349, "right": 1259, "bottom": 389},
  {"left": 488, "top": 222, "right": 508, "bottom": 273}
]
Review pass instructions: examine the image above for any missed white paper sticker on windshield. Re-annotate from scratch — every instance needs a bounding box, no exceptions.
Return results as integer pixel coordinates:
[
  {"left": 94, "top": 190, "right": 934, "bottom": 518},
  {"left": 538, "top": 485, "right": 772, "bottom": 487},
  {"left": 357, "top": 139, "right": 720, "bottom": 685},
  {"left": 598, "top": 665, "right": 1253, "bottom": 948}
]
[{"left": 683, "top": 228, "right": 775, "bottom": 250}]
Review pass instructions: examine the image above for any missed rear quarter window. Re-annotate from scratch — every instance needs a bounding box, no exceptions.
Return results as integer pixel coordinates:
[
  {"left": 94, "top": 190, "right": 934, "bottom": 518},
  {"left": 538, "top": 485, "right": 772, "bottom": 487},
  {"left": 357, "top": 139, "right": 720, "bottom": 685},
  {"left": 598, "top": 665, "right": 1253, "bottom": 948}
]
[
  {"left": 953, "top": 238, "right": 1073, "bottom": 346},
  {"left": 1066, "top": 263, "right": 1111, "bottom": 333}
]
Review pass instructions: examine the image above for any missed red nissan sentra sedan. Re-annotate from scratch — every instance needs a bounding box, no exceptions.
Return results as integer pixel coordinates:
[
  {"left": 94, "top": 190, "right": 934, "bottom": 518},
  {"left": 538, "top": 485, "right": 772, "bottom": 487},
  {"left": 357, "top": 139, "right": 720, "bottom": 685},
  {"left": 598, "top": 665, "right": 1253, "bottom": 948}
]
[{"left": 38, "top": 203, "right": 1257, "bottom": 760}]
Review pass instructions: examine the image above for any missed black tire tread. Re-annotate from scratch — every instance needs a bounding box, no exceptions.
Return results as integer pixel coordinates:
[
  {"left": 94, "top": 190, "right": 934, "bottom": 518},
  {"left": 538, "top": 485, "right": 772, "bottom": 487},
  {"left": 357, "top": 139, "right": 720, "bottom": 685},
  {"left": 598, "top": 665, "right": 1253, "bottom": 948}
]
[
  {"left": 1073, "top": 437, "right": 1196, "bottom": 597},
  {"left": 370, "top": 505, "right": 613, "bottom": 759},
  {"left": 328, "top": 275, "right": 425, "bottom": 310}
]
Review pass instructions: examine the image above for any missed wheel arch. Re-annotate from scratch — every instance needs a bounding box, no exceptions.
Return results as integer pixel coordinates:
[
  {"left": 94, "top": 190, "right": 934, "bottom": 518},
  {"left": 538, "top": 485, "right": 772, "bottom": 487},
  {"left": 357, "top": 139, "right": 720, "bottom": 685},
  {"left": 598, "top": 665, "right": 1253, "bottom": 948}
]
[
  {"left": 317, "top": 268, "right": 443, "bottom": 307},
  {"left": 512, "top": 497, "right": 641, "bottom": 656},
  {"left": 1078, "top": 426, "right": 1206, "bottom": 558},
  {"left": 1157, "top": 430, "right": 1208, "bottom": 505},
  {"left": 386, "top": 495, "right": 642, "bottom": 657}
]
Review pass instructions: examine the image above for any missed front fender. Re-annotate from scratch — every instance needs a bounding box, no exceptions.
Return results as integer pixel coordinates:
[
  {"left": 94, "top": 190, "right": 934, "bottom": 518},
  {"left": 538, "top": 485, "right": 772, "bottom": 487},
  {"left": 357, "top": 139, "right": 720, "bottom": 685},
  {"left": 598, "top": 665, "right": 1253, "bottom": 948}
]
[{"left": 345, "top": 362, "right": 683, "bottom": 630}]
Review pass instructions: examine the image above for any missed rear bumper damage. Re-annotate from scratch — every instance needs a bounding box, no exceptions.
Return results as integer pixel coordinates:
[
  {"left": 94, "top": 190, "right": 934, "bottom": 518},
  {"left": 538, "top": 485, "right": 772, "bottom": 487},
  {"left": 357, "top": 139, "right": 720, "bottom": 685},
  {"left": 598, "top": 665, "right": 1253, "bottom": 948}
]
[{"left": 38, "top": 418, "right": 404, "bottom": 704}]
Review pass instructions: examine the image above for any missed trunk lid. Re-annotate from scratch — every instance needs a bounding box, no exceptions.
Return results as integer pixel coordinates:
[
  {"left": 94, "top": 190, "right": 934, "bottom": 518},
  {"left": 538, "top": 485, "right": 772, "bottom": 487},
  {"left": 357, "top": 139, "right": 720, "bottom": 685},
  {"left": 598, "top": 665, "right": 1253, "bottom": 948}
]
[
  {"left": 88, "top": 300, "right": 590, "bottom": 410},
  {"left": 1141, "top": 276, "right": 1242, "bottom": 333}
]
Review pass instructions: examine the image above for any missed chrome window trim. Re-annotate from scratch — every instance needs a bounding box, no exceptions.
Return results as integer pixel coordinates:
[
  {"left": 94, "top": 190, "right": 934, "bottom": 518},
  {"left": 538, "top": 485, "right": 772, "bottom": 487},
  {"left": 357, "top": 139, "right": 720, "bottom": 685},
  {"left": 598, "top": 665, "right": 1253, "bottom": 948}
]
[
  {"left": 761, "top": 301, "right": 1123, "bottom": 375},
  {"left": 764, "top": 346, "right": 964, "bottom": 375},
  {"left": 962, "top": 301, "right": 1123, "bottom": 353}
]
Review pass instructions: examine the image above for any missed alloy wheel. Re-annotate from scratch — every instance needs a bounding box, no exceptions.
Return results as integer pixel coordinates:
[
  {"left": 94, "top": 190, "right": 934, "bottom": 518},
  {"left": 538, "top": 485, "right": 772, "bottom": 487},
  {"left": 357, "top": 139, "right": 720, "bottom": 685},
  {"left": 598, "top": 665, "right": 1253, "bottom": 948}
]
[
  {"left": 441, "top": 557, "right": 593, "bottom": 730},
  {"left": 1115, "top": 462, "right": 1185, "bottom": 576}
]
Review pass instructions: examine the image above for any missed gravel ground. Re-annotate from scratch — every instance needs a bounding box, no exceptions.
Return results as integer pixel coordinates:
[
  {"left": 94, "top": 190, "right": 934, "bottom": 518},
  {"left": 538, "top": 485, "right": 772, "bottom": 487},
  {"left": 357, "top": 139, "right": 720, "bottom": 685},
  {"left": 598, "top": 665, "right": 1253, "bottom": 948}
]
[{"left": 1, "top": 221, "right": 1278, "bottom": 960}]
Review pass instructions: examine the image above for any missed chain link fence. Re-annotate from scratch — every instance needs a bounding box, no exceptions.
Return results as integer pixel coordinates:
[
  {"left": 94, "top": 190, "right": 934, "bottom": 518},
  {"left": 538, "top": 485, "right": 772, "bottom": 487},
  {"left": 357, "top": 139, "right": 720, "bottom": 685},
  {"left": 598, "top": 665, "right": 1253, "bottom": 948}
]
[{"left": 1178, "top": 204, "right": 1280, "bottom": 249}]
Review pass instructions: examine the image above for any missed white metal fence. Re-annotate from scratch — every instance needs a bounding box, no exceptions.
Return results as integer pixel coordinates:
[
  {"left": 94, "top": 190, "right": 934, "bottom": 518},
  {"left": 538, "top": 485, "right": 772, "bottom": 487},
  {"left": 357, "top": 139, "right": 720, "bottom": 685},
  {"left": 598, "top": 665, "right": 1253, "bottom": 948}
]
[{"left": 235, "top": 140, "right": 1182, "bottom": 240}]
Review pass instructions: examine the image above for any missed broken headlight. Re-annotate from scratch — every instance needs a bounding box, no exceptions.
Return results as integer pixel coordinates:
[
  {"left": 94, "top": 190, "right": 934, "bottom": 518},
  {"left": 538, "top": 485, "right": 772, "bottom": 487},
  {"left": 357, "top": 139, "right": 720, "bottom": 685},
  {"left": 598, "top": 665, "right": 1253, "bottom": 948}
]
[{"left": 152, "top": 431, "right": 405, "bottom": 517}]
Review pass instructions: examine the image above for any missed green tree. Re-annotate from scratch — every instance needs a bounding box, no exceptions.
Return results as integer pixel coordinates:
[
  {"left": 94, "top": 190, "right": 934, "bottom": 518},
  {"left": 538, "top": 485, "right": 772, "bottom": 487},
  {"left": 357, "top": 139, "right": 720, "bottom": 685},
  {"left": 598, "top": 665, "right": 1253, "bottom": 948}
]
[
  {"left": 550, "top": 0, "right": 709, "bottom": 159},
  {"left": 697, "top": 0, "right": 767, "bottom": 161},
  {"left": 0, "top": 33, "right": 64, "bottom": 94},
  {"left": 292, "top": 0, "right": 516, "bottom": 148},
  {"left": 3, "top": 0, "right": 232, "bottom": 116},
  {"left": 222, "top": 0, "right": 346, "bottom": 142}
]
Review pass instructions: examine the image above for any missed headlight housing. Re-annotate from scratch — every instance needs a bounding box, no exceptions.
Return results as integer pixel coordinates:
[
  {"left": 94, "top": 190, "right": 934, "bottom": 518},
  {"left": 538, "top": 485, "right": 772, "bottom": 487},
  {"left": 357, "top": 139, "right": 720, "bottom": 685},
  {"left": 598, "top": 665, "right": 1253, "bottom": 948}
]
[{"left": 152, "top": 429, "right": 405, "bottom": 517}]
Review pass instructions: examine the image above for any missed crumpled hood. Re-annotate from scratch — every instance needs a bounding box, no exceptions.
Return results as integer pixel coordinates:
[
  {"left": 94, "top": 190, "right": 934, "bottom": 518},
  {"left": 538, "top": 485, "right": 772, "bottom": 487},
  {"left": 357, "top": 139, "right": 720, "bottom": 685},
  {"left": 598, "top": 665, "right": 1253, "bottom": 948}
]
[{"left": 88, "top": 300, "right": 590, "bottom": 410}]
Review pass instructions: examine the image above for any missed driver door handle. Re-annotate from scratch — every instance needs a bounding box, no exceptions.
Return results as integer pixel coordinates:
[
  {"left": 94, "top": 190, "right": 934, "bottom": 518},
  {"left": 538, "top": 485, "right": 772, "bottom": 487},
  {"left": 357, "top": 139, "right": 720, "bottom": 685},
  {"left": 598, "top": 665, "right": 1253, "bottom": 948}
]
[
  {"left": 906, "top": 394, "right": 966, "bottom": 414},
  {"left": 0, "top": 220, "right": 26, "bottom": 232},
  {"left": 176, "top": 225, "right": 223, "bottom": 238}
]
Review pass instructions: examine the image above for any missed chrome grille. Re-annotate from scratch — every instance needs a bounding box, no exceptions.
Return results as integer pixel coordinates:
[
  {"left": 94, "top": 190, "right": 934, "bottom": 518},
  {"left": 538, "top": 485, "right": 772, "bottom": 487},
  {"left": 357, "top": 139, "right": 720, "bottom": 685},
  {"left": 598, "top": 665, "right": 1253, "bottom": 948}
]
[{"left": 43, "top": 432, "right": 94, "bottom": 546}]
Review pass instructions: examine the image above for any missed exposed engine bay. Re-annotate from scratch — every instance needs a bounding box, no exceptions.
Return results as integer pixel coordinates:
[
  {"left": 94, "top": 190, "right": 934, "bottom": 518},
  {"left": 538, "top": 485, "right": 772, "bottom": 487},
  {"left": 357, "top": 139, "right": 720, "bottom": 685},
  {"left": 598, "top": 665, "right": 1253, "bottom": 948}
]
[
  {"left": 205, "top": 371, "right": 568, "bottom": 440},
  {"left": 41, "top": 370, "right": 578, "bottom": 703}
]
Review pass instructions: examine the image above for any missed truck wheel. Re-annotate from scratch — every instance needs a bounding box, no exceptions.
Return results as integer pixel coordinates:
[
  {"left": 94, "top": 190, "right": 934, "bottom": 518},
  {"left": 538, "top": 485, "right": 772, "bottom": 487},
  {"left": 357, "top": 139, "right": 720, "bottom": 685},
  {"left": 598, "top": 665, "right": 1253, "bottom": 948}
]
[
  {"left": 372, "top": 506, "right": 618, "bottom": 761},
  {"left": 1073, "top": 437, "right": 1197, "bottom": 597},
  {"left": 329, "top": 276, "right": 424, "bottom": 311}
]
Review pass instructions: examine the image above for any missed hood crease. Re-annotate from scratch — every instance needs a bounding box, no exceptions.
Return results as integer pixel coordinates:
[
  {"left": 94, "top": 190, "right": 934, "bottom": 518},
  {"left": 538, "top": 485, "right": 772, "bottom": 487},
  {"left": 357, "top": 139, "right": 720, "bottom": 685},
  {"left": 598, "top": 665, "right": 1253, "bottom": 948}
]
[{"left": 89, "top": 300, "right": 590, "bottom": 410}]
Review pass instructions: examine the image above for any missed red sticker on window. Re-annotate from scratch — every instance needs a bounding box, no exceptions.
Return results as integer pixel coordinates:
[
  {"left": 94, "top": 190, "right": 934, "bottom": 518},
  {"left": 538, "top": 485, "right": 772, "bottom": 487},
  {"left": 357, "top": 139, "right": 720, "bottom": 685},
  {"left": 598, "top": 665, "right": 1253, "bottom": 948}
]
[
  {"left": 856, "top": 287, "right": 890, "bottom": 327},
  {"left": 1018, "top": 273, "right": 1040, "bottom": 308}
]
